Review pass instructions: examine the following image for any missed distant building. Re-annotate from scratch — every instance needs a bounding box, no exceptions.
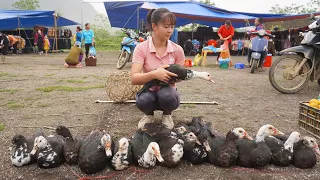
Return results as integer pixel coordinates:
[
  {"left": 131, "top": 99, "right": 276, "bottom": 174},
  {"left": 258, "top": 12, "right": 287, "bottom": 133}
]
[{"left": 2, "top": 0, "right": 106, "bottom": 33}]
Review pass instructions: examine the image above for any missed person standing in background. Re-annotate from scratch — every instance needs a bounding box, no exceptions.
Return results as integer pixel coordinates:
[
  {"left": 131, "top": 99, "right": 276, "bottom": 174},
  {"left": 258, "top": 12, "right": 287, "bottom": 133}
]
[
  {"left": 0, "top": 33, "right": 9, "bottom": 55},
  {"left": 44, "top": 35, "right": 50, "bottom": 56},
  {"left": 8, "top": 34, "right": 18, "bottom": 55},
  {"left": 34, "top": 29, "right": 45, "bottom": 55},
  {"left": 81, "top": 23, "right": 94, "bottom": 58},
  {"left": 75, "top": 26, "right": 82, "bottom": 46},
  {"left": 217, "top": 20, "right": 234, "bottom": 63}
]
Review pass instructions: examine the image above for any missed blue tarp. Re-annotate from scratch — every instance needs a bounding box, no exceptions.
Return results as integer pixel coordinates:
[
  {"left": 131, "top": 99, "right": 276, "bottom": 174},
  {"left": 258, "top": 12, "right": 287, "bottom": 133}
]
[
  {"left": 0, "top": 10, "right": 79, "bottom": 30},
  {"left": 104, "top": 1, "right": 320, "bottom": 29},
  {"left": 104, "top": 1, "right": 257, "bottom": 29}
]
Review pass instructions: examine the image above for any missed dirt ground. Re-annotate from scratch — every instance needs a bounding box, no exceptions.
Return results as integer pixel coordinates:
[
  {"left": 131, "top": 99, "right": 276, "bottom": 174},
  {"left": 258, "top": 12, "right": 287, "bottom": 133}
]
[{"left": 0, "top": 51, "right": 319, "bottom": 180}]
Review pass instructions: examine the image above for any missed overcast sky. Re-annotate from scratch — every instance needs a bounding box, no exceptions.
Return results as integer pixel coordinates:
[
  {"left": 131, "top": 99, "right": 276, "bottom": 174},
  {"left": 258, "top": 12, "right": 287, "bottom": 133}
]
[{"left": 89, "top": 0, "right": 309, "bottom": 14}]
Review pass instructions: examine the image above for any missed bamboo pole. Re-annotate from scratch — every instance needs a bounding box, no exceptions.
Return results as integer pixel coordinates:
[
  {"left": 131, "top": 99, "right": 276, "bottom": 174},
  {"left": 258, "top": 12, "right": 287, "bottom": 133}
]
[
  {"left": 54, "top": 12, "right": 58, "bottom": 53},
  {"left": 95, "top": 100, "right": 219, "bottom": 105}
]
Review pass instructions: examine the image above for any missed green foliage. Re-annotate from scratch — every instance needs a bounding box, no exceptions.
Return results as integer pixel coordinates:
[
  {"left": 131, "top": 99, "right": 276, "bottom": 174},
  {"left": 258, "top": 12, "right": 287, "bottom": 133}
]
[
  {"left": 0, "top": 89, "right": 19, "bottom": 94},
  {"left": 12, "top": 0, "right": 40, "bottom": 10},
  {"left": 91, "top": 14, "right": 123, "bottom": 50},
  {"left": 36, "top": 85, "right": 105, "bottom": 92},
  {"left": 0, "top": 124, "right": 4, "bottom": 131},
  {"left": 269, "top": 0, "right": 319, "bottom": 14},
  {"left": 179, "top": 23, "right": 207, "bottom": 32},
  {"left": 199, "top": 0, "right": 215, "bottom": 6},
  {"left": 6, "top": 101, "right": 25, "bottom": 109}
]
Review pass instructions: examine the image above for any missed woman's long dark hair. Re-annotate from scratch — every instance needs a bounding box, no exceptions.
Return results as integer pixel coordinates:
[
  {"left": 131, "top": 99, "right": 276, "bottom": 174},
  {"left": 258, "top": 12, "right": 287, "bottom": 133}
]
[{"left": 146, "top": 8, "right": 176, "bottom": 32}]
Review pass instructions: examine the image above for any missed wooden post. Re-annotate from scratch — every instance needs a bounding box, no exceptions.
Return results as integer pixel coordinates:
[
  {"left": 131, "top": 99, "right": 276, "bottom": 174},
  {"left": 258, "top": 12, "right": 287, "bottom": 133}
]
[{"left": 53, "top": 12, "right": 58, "bottom": 53}]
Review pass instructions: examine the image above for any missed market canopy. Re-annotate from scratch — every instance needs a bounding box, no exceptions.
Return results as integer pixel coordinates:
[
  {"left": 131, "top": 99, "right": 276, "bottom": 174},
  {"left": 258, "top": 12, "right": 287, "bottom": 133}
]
[
  {"left": 0, "top": 9, "right": 79, "bottom": 30},
  {"left": 103, "top": 0, "right": 320, "bottom": 29}
]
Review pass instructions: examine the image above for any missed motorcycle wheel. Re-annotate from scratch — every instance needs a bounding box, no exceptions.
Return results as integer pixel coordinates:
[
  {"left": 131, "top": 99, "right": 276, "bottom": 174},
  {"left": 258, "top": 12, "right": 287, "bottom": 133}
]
[
  {"left": 117, "top": 50, "right": 130, "bottom": 69},
  {"left": 269, "top": 55, "right": 310, "bottom": 94},
  {"left": 250, "top": 58, "right": 258, "bottom": 73}
]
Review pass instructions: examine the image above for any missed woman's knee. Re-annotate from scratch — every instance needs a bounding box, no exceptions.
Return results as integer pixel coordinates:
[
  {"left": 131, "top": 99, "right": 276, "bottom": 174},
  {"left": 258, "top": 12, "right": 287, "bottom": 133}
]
[
  {"left": 136, "top": 92, "right": 156, "bottom": 110},
  {"left": 158, "top": 87, "right": 179, "bottom": 105}
]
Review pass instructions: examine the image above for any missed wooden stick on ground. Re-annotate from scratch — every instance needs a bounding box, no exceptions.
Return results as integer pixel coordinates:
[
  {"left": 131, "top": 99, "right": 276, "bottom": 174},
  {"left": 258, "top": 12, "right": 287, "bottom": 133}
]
[
  {"left": 19, "top": 125, "right": 87, "bottom": 129},
  {"left": 95, "top": 100, "right": 219, "bottom": 105}
]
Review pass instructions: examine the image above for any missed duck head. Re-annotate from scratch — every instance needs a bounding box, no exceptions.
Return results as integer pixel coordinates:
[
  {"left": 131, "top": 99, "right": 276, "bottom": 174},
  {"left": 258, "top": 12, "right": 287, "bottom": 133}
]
[
  {"left": 302, "top": 136, "right": 320, "bottom": 158},
  {"left": 101, "top": 133, "right": 112, "bottom": 157},
  {"left": 256, "top": 124, "right": 284, "bottom": 142},
  {"left": 147, "top": 142, "right": 164, "bottom": 162},
  {"left": 175, "top": 126, "right": 188, "bottom": 135},
  {"left": 192, "top": 71, "right": 215, "bottom": 83},
  {"left": 184, "top": 132, "right": 201, "bottom": 145},
  {"left": 284, "top": 132, "right": 301, "bottom": 152},
  {"left": 12, "top": 135, "right": 28, "bottom": 146},
  {"left": 118, "top": 138, "right": 129, "bottom": 152},
  {"left": 55, "top": 126, "right": 72, "bottom": 138},
  {"left": 229, "top": 128, "right": 253, "bottom": 140},
  {"left": 30, "top": 136, "right": 48, "bottom": 155}
]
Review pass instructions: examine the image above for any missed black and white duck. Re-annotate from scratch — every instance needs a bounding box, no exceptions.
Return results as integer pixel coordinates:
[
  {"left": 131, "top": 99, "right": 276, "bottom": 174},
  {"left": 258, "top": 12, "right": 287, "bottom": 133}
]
[
  {"left": 78, "top": 130, "right": 113, "bottom": 174},
  {"left": 157, "top": 135, "right": 184, "bottom": 168},
  {"left": 137, "top": 64, "right": 214, "bottom": 95},
  {"left": 55, "top": 126, "right": 82, "bottom": 165},
  {"left": 30, "top": 134, "right": 65, "bottom": 168},
  {"left": 10, "top": 129, "right": 44, "bottom": 167},
  {"left": 208, "top": 127, "right": 253, "bottom": 167},
  {"left": 174, "top": 125, "right": 207, "bottom": 165},
  {"left": 111, "top": 137, "right": 132, "bottom": 171},
  {"left": 142, "top": 123, "right": 185, "bottom": 168},
  {"left": 235, "top": 124, "right": 284, "bottom": 168},
  {"left": 10, "top": 135, "right": 32, "bottom": 167},
  {"left": 188, "top": 117, "right": 218, "bottom": 152},
  {"left": 131, "top": 128, "right": 164, "bottom": 168},
  {"left": 293, "top": 136, "right": 320, "bottom": 169},
  {"left": 265, "top": 131, "right": 301, "bottom": 167}
]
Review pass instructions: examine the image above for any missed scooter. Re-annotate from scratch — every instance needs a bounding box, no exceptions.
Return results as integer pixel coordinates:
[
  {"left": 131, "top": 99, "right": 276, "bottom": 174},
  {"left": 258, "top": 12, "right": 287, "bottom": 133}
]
[
  {"left": 248, "top": 29, "right": 273, "bottom": 73},
  {"left": 269, "top": 17, "right": 320, "bottom": 94},
  {"left": 117, "top": 29, "right": 141, "bottom": 70}
]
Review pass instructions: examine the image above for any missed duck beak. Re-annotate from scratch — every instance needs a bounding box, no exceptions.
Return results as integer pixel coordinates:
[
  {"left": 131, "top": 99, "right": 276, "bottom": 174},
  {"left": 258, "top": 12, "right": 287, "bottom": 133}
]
[
  {"left": 195, "top": 139, "right": 202, "bottom": 145},
  {"left": 155, "top": 151, "right": 164, "bottom": 162},
  {"left": 274, "top": 129, "right": 284, "bottom": 136},
  {"left": 313, "top": 145, "right": 320, "bottom": 159},
  {"left": 210, "top": 79, "right": 215, "bottom": 83},
  {"left": 30, "top": 145, "right": 38, "bottom": 155},
  {"left": 244, "top": 132, "right": 253, "bottom": 140},
  {"left": 105, "top": 143, "right": 112, "bottom": 157}
]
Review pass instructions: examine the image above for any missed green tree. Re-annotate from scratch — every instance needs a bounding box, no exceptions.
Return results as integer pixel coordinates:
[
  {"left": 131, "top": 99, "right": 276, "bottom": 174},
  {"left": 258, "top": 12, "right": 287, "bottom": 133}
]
[
  {"left": 200, "top": 0, "right": 215, "bottom": 6},
  {"left": 269, "top": 0, "right": 319, "bottom": 14},
  {"left": 12, "top": 0, "right": 40, "bottom": 10}
]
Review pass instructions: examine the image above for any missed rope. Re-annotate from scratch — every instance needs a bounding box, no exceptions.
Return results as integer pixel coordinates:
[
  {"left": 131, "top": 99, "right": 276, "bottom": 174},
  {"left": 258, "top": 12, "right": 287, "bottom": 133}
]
[
  {"left": 65, "top": 164, "right": 151, "bottom": 180},
  {"left": 64, "top": 164, "right": 118, "bottom": 180}
]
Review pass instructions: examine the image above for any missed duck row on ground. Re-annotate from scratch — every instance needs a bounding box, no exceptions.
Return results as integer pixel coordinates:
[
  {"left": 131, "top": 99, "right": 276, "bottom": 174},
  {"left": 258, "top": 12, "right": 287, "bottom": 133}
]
[{"left": 10, "top": 117, "right": 320, "bottom": 175}]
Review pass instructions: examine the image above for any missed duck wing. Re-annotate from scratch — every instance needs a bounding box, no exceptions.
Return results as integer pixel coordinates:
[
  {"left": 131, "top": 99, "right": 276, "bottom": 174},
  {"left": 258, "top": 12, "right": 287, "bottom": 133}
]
[
  {"left": 79, "top": 131, "right": 108, "bottom": 174},
  {"left": 265, "top": 136, "right": 284, "bottom": 153},
  {"left": 158, "top": 137, "right": 184, "bottom": 168},
  {"left": 235, "top": 139, "right": 256, "bottom": 168},
  {"left": 142, "top": 123, "right": 171, "bottom": 142},
  {"left": 293, "top": 141, "right": 317, "bottom": 168},
  {"left": 208, "top": 136, "right": 238, "bottom": 167},
  {"left": 250, "top": 142, "right": 271, "bottom": 168},
  {"left": 131, "top": 130, "right": 153, "bottom": 163}
]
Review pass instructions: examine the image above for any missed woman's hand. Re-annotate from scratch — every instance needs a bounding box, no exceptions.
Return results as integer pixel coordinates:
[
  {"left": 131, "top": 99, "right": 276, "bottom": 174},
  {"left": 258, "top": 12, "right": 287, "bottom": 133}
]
[{"left": 152, "top": 65, "right": 178, "bottom": 83}]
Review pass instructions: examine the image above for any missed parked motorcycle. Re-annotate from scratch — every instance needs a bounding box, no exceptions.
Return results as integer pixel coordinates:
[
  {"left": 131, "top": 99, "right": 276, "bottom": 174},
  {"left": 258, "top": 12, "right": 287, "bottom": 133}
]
[
  {"left": 269, "top": 18, "right": 320, "bottom": 94},
  {"left": 117, "top": 29, "right": 143, "bottom": 69},
  {"left": 248, "top": 29, "right": 273, "bottom": 73}
]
